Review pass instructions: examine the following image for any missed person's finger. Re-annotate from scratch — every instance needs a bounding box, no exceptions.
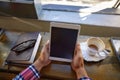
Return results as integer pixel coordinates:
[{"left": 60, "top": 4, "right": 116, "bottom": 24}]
[
  {"left": 74, "top": 45, "right": 77, "bottom": 56},
  {"left": 72, "top": 43, "right": 80, "bottom": 64},
  {"left": 76, "top": 43, "right": 81, "bottom": 51},
  {"left": 72, "top": 52, "right": 79, "bottom": 66},
  {"left": 76, "top": 47, "right": 84, "bottom": 67},
  {"left": 76, "top": 44, "right": 83, "bottom": 57},
  {"left": 43, "top": 40, "right": 50, "bottom": 53},
  {"left": 43, "top": 40, "right": 49, "bottom": 49},
  {"left": 74, "top": 43, "right": 79, "bottom": 57},
  {"left": 45, "top": 40, "right": 50, "bottom": 52},
  {"left": 78, "top": 57, "right": 84, "bottom": 67},
  {"left": 45, "top": 40, "right": 50, "bottom": 46},
  {"left": 75, "top": 44, "right": 80, "bottom": 57}
]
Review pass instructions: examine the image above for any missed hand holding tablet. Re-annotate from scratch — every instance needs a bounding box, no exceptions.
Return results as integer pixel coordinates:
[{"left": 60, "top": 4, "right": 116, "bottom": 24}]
[{"left": 49, "top": 22, "right": 80, "bottom": 62}]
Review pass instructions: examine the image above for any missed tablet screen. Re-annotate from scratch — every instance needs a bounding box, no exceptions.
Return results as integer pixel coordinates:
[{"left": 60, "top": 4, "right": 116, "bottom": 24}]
[{"left": 50, "top": 27, "right": 78, "bottom": 60}]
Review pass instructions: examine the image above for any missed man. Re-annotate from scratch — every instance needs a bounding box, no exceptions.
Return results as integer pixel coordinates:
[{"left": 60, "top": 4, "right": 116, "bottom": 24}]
[{"left": 13, "top": 41, "right": 91, "bottom": 80}]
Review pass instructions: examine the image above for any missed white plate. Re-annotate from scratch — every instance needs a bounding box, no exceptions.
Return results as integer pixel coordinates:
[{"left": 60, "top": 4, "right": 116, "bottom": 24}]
[{"left": 80, "top": 42, "right": 108, "bottom": 62}]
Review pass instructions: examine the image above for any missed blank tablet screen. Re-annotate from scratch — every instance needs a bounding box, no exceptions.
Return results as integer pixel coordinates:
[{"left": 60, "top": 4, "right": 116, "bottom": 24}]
[{"left": 50, "top": 27, "right": 78, "bottom": 60}]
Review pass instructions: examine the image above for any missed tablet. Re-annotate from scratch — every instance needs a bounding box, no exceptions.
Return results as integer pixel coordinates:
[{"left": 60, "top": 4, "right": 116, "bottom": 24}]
[{"left": 49, "top": 22, "right": 80, "bottom": 62}]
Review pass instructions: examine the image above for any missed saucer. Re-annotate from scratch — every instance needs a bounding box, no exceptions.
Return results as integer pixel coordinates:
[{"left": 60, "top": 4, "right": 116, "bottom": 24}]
[{"left": 80, "top": 42, "right": 108, "bottom": 62}]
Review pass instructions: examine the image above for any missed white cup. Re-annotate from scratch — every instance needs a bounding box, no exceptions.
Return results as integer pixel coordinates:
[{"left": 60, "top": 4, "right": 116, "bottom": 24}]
[{"left": 86, "top": 37, "right": 105, "bottom": 56}]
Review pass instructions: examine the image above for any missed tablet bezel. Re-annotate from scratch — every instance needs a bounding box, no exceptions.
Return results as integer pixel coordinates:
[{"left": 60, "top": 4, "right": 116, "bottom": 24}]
[{"left": 49, "top": 22, "right": 80, "bottom": 62}]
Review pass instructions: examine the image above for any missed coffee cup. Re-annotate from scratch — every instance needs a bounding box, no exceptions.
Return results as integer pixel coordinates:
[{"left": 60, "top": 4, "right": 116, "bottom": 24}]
[{"left": 86, "top": 37, "right": 105, "bottom": 56}]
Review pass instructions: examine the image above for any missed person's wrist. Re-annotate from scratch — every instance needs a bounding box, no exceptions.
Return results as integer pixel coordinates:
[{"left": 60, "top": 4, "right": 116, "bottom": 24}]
[
  {"left": 76, "top": 68, "right": 88, "bottom": 79},
  {"left": 33, "top": 59, "right": 44, "bottom": 72}
]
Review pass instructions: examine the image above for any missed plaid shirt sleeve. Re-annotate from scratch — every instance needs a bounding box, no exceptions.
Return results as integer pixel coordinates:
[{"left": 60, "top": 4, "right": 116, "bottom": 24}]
[
  {"left": 79, "top": 77, "right": 92, "bottom": 80},
  {"left": 13, "top": 64, "right": 40, "bottom": 80}
]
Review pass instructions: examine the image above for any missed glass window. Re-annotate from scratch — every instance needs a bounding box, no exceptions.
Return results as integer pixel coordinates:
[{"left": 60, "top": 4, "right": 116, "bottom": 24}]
[
  {"left": 41, "top": 0, "right": 116, "bottom": 7},
  {"left": 41, "top": 0, "right": 119, "bottom": 14}
]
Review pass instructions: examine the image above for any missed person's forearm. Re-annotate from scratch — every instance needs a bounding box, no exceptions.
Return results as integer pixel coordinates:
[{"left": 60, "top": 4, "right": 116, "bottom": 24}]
[
  {"left": 13, "top": 65, "right": 40, "bottom": 80},
  {"left": 76, "top": 68, "right": 88, "bottom": 79},
  {"left": 77, "top": 68, "right": 92, "bottom": 80}
]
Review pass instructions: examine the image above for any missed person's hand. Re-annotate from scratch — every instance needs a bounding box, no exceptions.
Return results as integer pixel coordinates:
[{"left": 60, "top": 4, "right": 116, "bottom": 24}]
[
  {"left": 71, "top": 44, "right": 88, "bottom": 79},
  {"left": 33, "top": 40, "right": 51, "bottom": 71}
]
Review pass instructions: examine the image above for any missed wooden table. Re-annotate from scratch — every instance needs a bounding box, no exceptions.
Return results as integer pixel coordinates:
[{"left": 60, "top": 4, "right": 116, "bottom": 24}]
[{"left": 0, "top": 31, "right": 120, "bottom": 80}]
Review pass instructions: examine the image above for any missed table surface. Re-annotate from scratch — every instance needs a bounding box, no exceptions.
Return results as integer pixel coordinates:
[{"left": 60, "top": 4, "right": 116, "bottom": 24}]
[{"left": 0, "top": 31, "right": 120, "bottom": 80}]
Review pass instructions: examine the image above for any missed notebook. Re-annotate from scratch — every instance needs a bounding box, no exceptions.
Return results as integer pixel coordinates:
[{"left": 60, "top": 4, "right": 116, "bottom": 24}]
[{"left": 6, "top": 32, "right": 41, "bottom": 65}]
